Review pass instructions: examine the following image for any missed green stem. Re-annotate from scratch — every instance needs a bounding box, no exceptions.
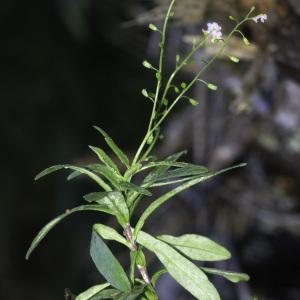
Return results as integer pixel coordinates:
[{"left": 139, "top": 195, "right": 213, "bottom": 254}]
[{"left": 132, "top": 0, "right": 176, "bottom": 166}]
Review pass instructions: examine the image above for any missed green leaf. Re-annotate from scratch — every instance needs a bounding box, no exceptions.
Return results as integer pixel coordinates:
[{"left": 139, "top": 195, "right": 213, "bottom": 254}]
[
  {"left": 84, "top": 192, "right": 129, "bottom": 227},
  {"left": 120, "top": 182, "right": 152, "bottom": 196},
  {"left": 143, "top": 286, "right": 158, "bottom": 300},
  {"left": 115, "top": 287, "right": 145, "bottom": 300},
  {"left": 137, "top": 231, "right": 220, "bottom": 300},
  {"left": 150, "top": 164, "right": 208, "bottom": 182},
  {"left": 124, "top": 163, "right": 142, "bottom": 181},
  {"left": 201, "top": 267, "right": 250, "bottom": 283},
  {"left": 157, "top": 234, "right": 231, "bottom": 261},
  {"left": 134, "top": 163, "right": 246, "bottom": 238},
  {"left": 35, "top": 164, "right": 112, "bottom": 191},
  {"left": 142, "top": 151, "right": 187, "bottom": 185},
  {"left": 75, "top": 283, "right": 110, "bottom": 300},
  {"left": 88, "top": 164, "right": 122, "bottom": 189},
  {"left": 135, "top": 249, "right": 147, "bottom": 268},
  {"left": 88, "top": 288, "right": 120, "bottom": 300},
  {"left": 90, "top": 231, "right": 131, "bottom": 292},
  {"left": 25, "top": 204, "right": 113, "bottom": 260},
  {"left": 151, "top": 269, "right": 167, "bottom": 286},
  {"left": 93, "top": 126, "right": 130, "bottom": 168},
  {"left": 93, "top": 223, "right": 130, "bottom": 248},
  {"left": 89, "top": 146, "right": 120, "bottom": 175}
]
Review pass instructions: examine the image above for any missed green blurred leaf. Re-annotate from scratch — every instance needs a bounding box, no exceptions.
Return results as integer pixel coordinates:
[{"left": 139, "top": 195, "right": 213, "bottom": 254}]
[
  {"left": 93, "top": 126, "right": 130, "bottom": 168},
  {"left": 137, "top": 231, "right": 220, "bottom": 300},
  {"left": 89, "top": 146, "right": 120, "bottom": 175},
  {"left": 26, "top": 205, "right": 113, "bottom": 260},
  {"left": 201, "top": 267, "right": 250, "bottom": 283},
  {"left": 84, "top": 192, "right": 129, "bottom": 227},
  {"left": 90, "top": 231, "right": 131, "bottom": 292},
  {"left": 151, "top": 269, "right": 167, "bottom": 287},
  {"left": 120, "top": 182, "right": 152, "bottom": 197},
  {"left": 35, "top": 164, "right": 111, "bottom": 191},
  {"left": 75, "top": 283, "right": 110, "bottom": 300},
  {"left": 134, "top": 163, "right": 246, "bottom": 238},
  {"left": 93, "top": 223, "right": 130, "bottom": 248},
  {"left": 157, "top": 234, "right": 231, "bottom": 261}
]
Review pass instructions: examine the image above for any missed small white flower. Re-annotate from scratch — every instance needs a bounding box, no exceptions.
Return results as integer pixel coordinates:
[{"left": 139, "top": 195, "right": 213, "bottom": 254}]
[
  {"left": 253, "top": 14, "right": 267, "bottom": 23},
  {"left": 202, "top": 22, "right": 223, "bottom": 43}
]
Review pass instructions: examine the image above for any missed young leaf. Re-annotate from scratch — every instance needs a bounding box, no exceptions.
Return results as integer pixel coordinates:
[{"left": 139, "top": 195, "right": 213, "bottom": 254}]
[
  {"left": 90, "top": 231, "right": 131, "bottom": 292},
  {"left": 151, "top": 269, "right": 168, "bottom": 287},
  {"left": 93, "top": 126, "right": 130, "bottom": 168},
  {"left": 134, "top": 163, "right": 246, "bottom": 238},
  {"left": 84, "top": 192, "right": 129, "bottom": 227},
  {"left": 35, "top": 164, "right": 112, "bottom": 191},
  {"left": 75, "top": 283, "right": 110, "bottom": 300},
  {"left": 93, "top": 223, "right": 130, "bottom": 248},
  {"left": 201, "top": 267, "right": 250, "bottom": 283},
  {"left": 25, "top": 205, "right": 113, "bottom": 260},
  {"left": 137, "top": 231, "right": 220, "bottom": 300},
  {"left": 120, "top": 182, "right": 152, "bottom": 197},
  {"left": 157, "top": 234, "right": 231, "bottom": 261},
  {"left": 89, "top": 146, "right": 120, "bottom": 175}
]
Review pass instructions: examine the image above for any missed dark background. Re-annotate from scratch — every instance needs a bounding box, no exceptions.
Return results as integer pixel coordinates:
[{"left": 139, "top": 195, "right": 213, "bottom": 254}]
[{"left": 1, "top": 0, "right": 300, "bottom": 299}]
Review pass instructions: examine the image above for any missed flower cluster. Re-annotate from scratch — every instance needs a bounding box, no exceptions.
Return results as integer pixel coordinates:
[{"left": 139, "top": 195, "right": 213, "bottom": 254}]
[
  {"left": 253, "top": 14, "right": 267, "bottom": 23},
  {"left": 202, "top": 22, "right": 223, "bottom": 43}
]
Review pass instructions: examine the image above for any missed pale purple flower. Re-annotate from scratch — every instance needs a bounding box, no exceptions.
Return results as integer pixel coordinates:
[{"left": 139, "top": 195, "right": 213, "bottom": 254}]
[
  {"left": 253, "top": 14, "right": 267, "bottom": 23},
  {"left": 202, "top": 22, "right": 223, "bottom": 43}
]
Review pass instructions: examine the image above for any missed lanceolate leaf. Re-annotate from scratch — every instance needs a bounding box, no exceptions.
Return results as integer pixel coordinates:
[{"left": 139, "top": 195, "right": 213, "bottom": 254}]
[
  {"left": 142, "top": 151, "right": 187, "bottom": 185},
  {"left": 88, "top": 288, "right": 120, "bottom": 300},
  {"left": 134, "top": 163, "right": 246, "bottom": 238},
  {"left": 153, "top": 165, "right": 209, "bottom": 182},
  {"left": 25, "top": 205, "right": 113, "bottom": 260},
  {"left": 90, "top": 231, "right": 131, "bottom": 292},
  {"left": 89, "top": 164, "right": 122, "bottom": 189},
  {"left": 75, "top": 283, "right": 110, "bottom": 300},
  {"left": 120, "top": 182, "right": 152, "bottom": 197},
  {"left": 157, "top": 234, "right": 231, "bottom": 261},
  {"left": 89, "top": 146, "right": 120, "bottom": 175},
  {"left": 93, "top": 224, "right": 130, "bottom": 248},
  {"left": 84, "top": 192, "right": 129, "bottom": 227},
  {"left": 35, "top": 164, "right": 112, "bottom": 192},
  {"left": 201, "top": 267, "right": 250, "bottom": 283},
  {"left": 137, "top": 231, "right": 220, "bottom": 300},
  {"left": 127, "top": 151, "right": 187, "bottom": 209},
  {"left": 93, "top": 126, "right": 130, "bottom": 168},
  {"left": 114, "top": 286, "right": 145, "bottom": 300}
]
